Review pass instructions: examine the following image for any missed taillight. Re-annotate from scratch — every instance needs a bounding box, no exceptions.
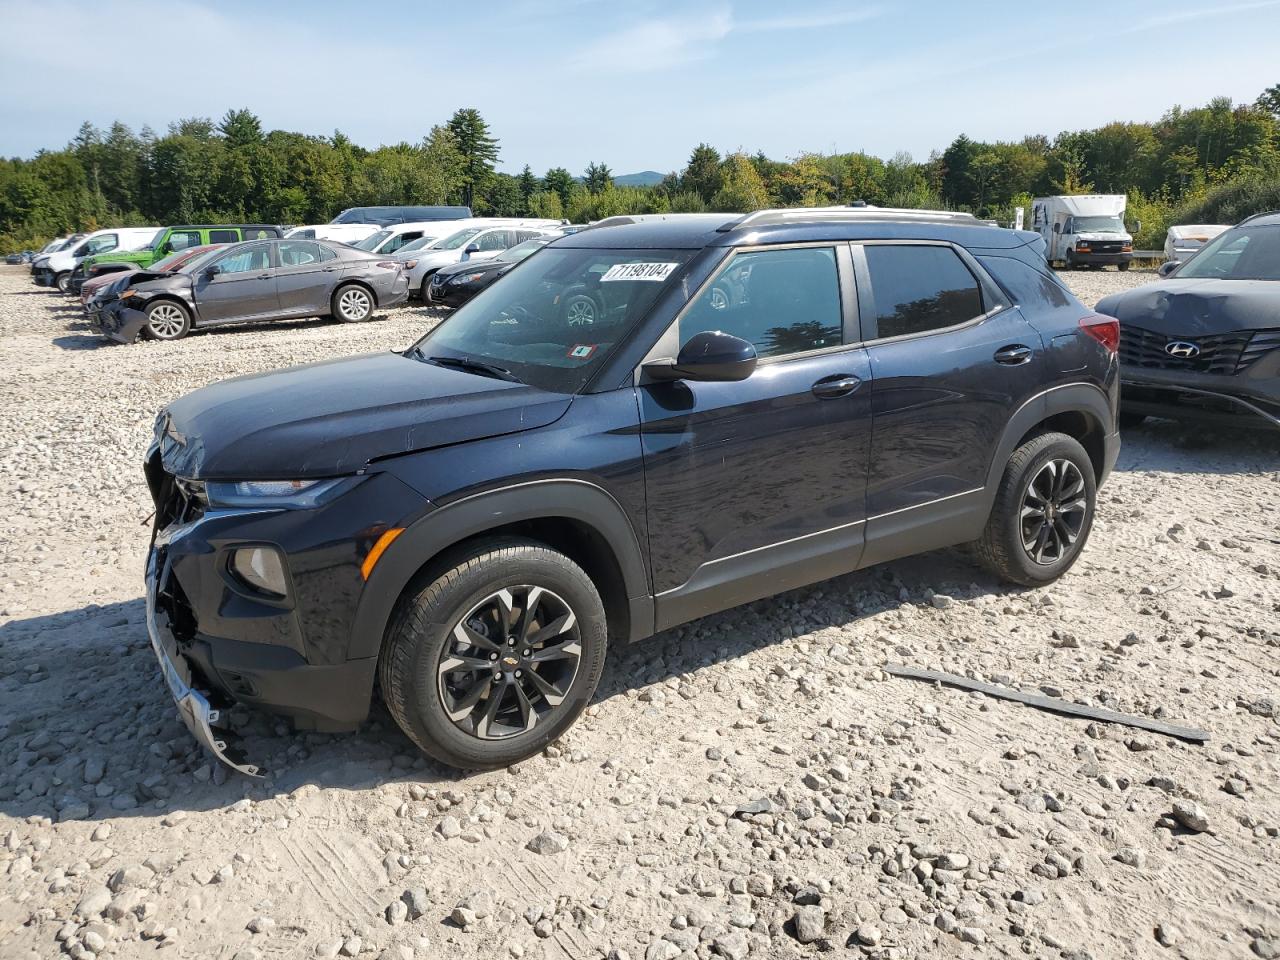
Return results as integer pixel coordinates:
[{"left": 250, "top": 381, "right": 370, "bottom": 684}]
[{"left": 1080, "top": 314, "right": 1119, "bottom": 354}]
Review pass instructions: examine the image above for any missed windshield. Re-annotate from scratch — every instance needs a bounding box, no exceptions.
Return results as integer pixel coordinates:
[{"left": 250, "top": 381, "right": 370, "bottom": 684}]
[
  {"left": 498, "top": 237, "right": 554, "bottom": 263},
  {"left": 1071, "top": 216, "right": 1126, "bottom": 234},
  {"left": 1175, "top": 226, "right": 1280, "bottom": 281},
  {"left": 437, "top": 228, "right": 483, "bottom": 250},
  {"left": 411, "top": 247, "right": 692, "bottom": 393},
  {"left": 352, "top": 230, "right": 392, "bottom": 252},
  {"left": 396, "top": 235, "right": 440, "bottom": 254}
]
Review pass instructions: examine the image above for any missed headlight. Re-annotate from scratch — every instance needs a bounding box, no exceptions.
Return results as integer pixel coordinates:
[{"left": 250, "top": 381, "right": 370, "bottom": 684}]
[
  {"left": 119, "top": 288, "right": 141, "bottom": 299},
  {"left": 402, "top": 259, "right": 418, "bottom": 270},
  {"left": 206, "top": 477, "right": 354, "bottom": 509},
  {"left": 451, "top": 272, "right": 487, "bottom": 285},
  {"left": 230, "top": 546, "right": 288, "bottom": 597}
]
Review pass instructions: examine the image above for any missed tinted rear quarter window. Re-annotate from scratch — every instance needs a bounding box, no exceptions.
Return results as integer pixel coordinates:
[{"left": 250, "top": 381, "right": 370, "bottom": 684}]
[
  {"left": 209, "top": 229, "right": 239, "bottom": 244},
  {"left": 978, "top": 255, "right": 1074, "bottom": 309},
  {"left": 864, "top": 244, "right": 984, "bottom": 339}
]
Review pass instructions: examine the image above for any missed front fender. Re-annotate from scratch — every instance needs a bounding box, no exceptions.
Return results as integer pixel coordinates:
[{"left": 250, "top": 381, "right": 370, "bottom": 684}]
[{"left": 348, "top": 478, "right": 653, "bottom": 660}]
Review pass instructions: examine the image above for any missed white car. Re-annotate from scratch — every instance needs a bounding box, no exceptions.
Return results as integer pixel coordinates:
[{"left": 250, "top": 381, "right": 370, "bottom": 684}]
[
  {"left": 348, "top": 221, "right": 458, "bottom": 258},
  {"left": 1163, "top": 224, "right": 1230, "bottom": 264},
  {"left": 34, "top": 227, "right": 160, "bottom": 292},
  {"left": 398, "top": 219, "right": 563, "bottom": 298},
  {"left": 285, "top": 223, "right": 381, "bottom": 245}
]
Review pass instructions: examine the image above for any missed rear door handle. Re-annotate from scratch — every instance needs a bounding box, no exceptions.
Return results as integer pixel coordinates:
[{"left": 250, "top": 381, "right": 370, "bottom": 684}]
[
  {"left": 994, "top": 344, "right": 1033, "bottom": 365},
  {"left": 811, "top": 374, "right": 862, "bottom": 399}
]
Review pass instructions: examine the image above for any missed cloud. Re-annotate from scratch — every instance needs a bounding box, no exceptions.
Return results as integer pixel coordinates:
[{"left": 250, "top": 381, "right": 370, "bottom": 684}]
[
  {"left": 568, "top": 7, "right": 733, "bottom": 74},
  {"left": 567, "top": 3, "right": 881, "bottom": 75},
  {"left": 737, "top": 6, "right": 882, "bottom": 32}
]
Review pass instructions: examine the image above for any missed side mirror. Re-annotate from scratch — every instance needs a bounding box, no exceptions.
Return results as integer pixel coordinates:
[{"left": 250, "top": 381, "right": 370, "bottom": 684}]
[
  {"left": 643, "top": 330, "right": 758, "bottom": 383},
  {"left": 1157, "top": 260, "right": 1180, "bottom": 278},
  {"left": 204, "top": 263, "right": 222, "bottom": 277},
  {"left": 462, "top": 242, "right": 481, "bottom": 259},
  {"left": 1133, "top": 219, "right": 1142, "bottom": 234},
  {"left": 1052, "top": 223, "right": 1061, "bottom": 233}
]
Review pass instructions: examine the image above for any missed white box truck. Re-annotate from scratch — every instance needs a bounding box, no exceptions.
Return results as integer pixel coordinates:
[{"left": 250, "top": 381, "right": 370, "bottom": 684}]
[{"left": 1030, "top": 195, "right": 1134, "bottom": 271}]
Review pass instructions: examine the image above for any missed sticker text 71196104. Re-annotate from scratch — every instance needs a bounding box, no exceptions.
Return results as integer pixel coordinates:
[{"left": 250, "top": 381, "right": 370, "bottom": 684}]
[{"left": 600, "top": 262, "right": 678, "bottom": 282}]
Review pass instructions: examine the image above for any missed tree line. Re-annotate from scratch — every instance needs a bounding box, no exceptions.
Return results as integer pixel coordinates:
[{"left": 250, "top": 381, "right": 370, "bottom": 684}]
[{"left": 3, "top": 87, "right": 1279, "bottom": 253}]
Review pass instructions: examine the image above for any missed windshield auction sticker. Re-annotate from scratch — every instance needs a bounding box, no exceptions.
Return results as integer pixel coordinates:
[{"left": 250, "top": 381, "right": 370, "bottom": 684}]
[
  {"left": 567, "top": 344, "right": 598, "bottom": 360},
  {"left": 600, "top": 262, "right": 678, "bottom": 282}
]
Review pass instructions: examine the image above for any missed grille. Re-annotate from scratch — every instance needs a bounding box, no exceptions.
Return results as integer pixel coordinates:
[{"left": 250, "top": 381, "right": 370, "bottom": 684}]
[
  {"left": 1081, "top": 240, "right": 1128, "bottom": 254},
  {"left": 1119, "top": 326, "right": 1280, "bottom": 375}
]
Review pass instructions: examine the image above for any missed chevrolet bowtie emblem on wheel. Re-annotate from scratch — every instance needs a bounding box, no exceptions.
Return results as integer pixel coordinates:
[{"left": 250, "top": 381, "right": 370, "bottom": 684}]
[
  {"left": 1165, "top": 340, "right": 1201, "bottom": 359},
  {"left": 502, "top": 656, "right": 519, "bottom": 667}
]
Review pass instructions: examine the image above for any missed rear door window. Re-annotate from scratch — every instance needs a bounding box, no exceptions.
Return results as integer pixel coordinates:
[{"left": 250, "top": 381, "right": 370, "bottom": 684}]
[
  {"left": 278, "top": 241, "right": 324, "bottom": 267},
  {"left": 209, "top": 229, "right": 239, "bottom": 244},
  {"left": 862, "top": 244, "right": 985, "bottom": 339}
]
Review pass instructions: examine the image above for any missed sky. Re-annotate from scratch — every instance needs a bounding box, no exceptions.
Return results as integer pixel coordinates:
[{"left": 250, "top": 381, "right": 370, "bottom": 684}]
[{"left": 1, "top": 0, "right": 1278, "bottom": 175}]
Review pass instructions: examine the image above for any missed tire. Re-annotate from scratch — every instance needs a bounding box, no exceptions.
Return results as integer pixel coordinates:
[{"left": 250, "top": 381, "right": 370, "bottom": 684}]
[
  {"left": 143, "top": 300, "right": 191, "bottom": 341},
  {"left": 561, "top": 293, "right": 598, "bottom": 326},
  {"left": 379, "top": 539, "right": 608, "bottom": 770},
  {"left": 332, "top": 283, "right": 374, "bottom": 323},
  {"left": 54, "top": 272, "right": 71, "bottom": 294},
  {"left": 1117, "top": 261, "right": 1130, "bottom": 272},
  {"left": 973, "top": 432, "right": 1096, "bottom": 587},
  {"left": 1118, "top": 411, "right": 1146, "bottom": 430},
  {"left": 419, "top": 272, "right": 436, "bottom": 302}
]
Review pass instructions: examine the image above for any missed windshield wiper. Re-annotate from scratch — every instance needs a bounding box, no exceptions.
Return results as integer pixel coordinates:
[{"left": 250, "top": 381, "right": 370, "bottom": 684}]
[{"left": 420, "top": 353, "right": 524, "bottom": 384}]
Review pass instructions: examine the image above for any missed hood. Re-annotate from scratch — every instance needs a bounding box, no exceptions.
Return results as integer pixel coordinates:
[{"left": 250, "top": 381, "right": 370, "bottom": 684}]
[
  {"left": 157, "top": 351, "right": 572, "bottom": 480},
  {"left": 435, "top": 257, "right": 509, "bottom": 279},
  {"left": 1097, "top": 278, "right": 1280, "bottom": 335}
]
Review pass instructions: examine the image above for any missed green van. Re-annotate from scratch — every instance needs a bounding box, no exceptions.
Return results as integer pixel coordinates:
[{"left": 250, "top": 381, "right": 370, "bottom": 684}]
[{"left": 77, "top": 224, "right": 284, "bottom": 285}]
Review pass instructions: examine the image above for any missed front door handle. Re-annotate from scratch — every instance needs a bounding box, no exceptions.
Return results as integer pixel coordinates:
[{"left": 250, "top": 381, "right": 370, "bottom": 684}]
[
  {"left": 811, "top": 374, "right": 862, "bottom": 399},
  {"left": 994, "top": 344, "right": 1033, "bottom": 365},
  {"left": 255, "top": 273, "right": 271, "bottom": 280}
]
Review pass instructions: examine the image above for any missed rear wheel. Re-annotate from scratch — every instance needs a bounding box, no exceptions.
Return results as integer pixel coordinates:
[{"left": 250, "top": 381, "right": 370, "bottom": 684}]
[
  {"left": 562, "top": 293, "right": 598, "bottom": 326},
  {"left": 379, "top": 540, "right": 608, "bottom": 770},
  {"left": 143, "top": 300, "right": 191, "bottom": 341},
  {"left": 974, "top": 432, "right": 1096, "bottom": 587},
  {"left": 332, "top": 283, "right": 373, "bottom": 323},
  {"left": 1117, "top": 261, "right": 1131, "bottom": 272}
]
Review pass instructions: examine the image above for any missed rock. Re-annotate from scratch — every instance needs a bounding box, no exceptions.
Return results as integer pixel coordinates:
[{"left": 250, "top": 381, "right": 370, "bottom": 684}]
[
  {"left": 533, "top": 919, "right": 554, "bottom": 938},
  {"left": 108, "top": 863, "right": 153, "bottom": 891},
  {"left": 855, "top": 925, "right": 882, "bottom": 946},
  {"left": 733, "top": 797, "right": 773, "bottom": 817},
  {"left": 339, "top": 936, "right": 362, "bottom": 957},
  {"left": 451, "top": 890, "right": 494, "bottom": 928},
  {"left": 315, "top": 940, "right": 343, "bottom": 957},
  {"left": 525, "top": 830, "right": 569, "bottom": 855},
  {"left": 645, "top": 939, "right": 682, "bottom": 960},
  {"left": 712, "top": 930, "right": 749, "bottom": 960},
  {"left": 437, "top": 816, "right": 462, "bottom": 839},
  {"left": 75, "top": 886, "right": 112, "bottom": 918},
  {"left": 246, "top": 917, "right": 275, "bottom": 935},
  {"left": 937, "top": 852, "right": 970, "bottom": 871},
  {"left": 401, "top": 887, "right": 430, "bottom": 920},
  {"left": 1113, "top": 847, "right": 1146, "bottom": 868},
  {"left": 386, "top": 899, "right": 408, "bottom": 925},
  {"left": 82, "top": 931, "right": 107, "bottom": 953},
  {"left": 83, "top": 758, "right": 105, "bottom": 784},
  {"left": 1252, "top": 939, "right": 1280, "bottom": 960},
  {"left": 930, "top": 594, "right": 954, "bottom": 609},
  {"left": 1171, "top": 800, "right": 1210, "bottom": 833},
  {"left": 881, "top": 907, "right": 908, "bottom": 925},
  {"left": 1155, "top": 923, "right": 1180, "bottom": 947},
  {"left": 791, "top": 905, "right": 825, "bottom": 944},
  {"left": 958, "top": 927, "right": 986, "bottom": 944}
]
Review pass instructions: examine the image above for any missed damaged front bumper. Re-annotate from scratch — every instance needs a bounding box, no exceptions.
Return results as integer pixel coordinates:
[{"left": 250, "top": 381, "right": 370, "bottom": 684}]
[{"left": 145, "top": 546, "right": 263, "bottom": 777}]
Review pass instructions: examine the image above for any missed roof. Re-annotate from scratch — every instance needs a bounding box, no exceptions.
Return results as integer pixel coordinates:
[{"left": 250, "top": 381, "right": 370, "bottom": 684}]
[
  {"left": 1237, "top": 210, "right": 1280, "bottom": 227},
  {"left": 556, "top": 210, "right": 1037, "bottom": 251}
]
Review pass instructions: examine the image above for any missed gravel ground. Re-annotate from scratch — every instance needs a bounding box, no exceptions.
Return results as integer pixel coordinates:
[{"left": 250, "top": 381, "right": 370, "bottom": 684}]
[{"left": 1, "top": 264, "right": 1278, "bottom": 960}]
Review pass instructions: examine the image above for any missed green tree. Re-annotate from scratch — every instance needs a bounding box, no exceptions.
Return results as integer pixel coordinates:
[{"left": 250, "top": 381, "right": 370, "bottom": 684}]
[
  {"left": 446, "top": 108, "right": 499, "bottom": 208},
  {"left": 542, "top": 167, "right": 575, "bottom": 207},
  {"left": 682, "top": 143, "right": 722, "bottom": 203},
  {"left": 710, "top": 152, "right": 769, "bottom": 211},
  {"left": 219, "top": 108, "right": 264, "bottom": 148},
  {"left": 1258, "top": 83, "right": 1280, "bottom": 118},
  {"left": 583, "top": 161, "right": 613, "bottom": 194}
]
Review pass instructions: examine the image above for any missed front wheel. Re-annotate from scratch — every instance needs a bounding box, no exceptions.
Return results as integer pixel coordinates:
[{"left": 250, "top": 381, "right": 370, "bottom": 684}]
[
  {"left": 973, "top": 432, "right": 1096, "bottom": 587},
  {"left": 55, "top": 272, "right": 71, "bottom": 294},
  {"left": 143, "top": 300, "right": 191, "bottom": 341},
  {"left": 1117, "top": 261, "right": 1130, "bottom": 272},
  {"left": 332, "top": 283, "right": 374, "bottom": 323},
  {"left": 379, "top": 540, "right": 608, "bottom": 769}
]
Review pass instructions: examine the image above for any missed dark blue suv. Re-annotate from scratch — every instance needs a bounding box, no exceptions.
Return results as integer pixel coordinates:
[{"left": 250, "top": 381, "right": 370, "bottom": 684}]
[{"left": 144, "top": 209, "right": 1121, "bottom": 773}]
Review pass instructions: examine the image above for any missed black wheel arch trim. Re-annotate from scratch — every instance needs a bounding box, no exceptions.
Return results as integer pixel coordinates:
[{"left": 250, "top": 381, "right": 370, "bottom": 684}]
[
  {"left": 982, "top": 382, "right": 1115, "bottom": 506},
  {"left": 348, "top": 478, "right": 653, "bottom": 661}
]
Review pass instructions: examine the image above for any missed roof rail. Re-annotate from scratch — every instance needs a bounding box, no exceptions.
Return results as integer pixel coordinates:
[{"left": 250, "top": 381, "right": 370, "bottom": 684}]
[
  {"left": 717, "top": 205, "right": 980, "bottom": 232},
  {"left": 1236, "top": 209, "right": 1280, "bottom": 226}
]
